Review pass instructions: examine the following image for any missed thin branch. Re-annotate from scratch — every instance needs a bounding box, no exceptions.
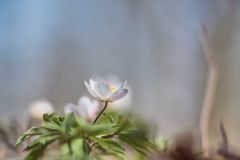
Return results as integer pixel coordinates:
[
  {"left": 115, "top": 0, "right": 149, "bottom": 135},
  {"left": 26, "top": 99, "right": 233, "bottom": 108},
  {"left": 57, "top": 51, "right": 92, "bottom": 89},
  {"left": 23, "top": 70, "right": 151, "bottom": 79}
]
[
  {"left": 219, "top": 121, "right": 230, "bottom": 160},
  {"left": 219, "top": 121, "right": 228, "bottom": 150},
  {"left": 199, "top": 26, "right": 219, "bottom": 157}
]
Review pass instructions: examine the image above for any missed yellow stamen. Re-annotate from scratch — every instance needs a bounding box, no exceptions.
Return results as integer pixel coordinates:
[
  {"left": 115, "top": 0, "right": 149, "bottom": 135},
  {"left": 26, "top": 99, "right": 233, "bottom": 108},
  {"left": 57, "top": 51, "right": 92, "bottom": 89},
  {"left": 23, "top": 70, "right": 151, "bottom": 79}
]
[{"left": 109, "top": 84, "right": 117, "bottom": 93}]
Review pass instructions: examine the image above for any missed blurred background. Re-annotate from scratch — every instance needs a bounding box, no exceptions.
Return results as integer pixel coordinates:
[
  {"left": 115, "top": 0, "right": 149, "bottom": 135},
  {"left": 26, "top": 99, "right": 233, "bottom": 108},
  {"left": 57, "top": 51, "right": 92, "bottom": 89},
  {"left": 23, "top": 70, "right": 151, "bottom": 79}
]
[{"left": 0, "top": 0, "right": 240, "bottom": 155}]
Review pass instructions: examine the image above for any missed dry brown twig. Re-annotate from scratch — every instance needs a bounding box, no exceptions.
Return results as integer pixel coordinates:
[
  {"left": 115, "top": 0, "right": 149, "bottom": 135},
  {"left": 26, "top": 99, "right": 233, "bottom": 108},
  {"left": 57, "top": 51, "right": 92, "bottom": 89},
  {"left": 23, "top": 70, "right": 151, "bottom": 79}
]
[
  {"left": 199, "top": 26, "right": 219, "bottom": 157},
  {"left": 217, "top": 122, "right": 240, "bottom": 160},
  {"left": 219, "top": 121, "right": 228, "bottom": 150}
]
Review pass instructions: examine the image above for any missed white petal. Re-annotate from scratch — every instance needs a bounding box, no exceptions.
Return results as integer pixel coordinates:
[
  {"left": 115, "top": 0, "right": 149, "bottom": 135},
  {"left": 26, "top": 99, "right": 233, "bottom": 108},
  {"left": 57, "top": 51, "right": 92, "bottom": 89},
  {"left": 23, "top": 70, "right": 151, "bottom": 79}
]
[
  {"left": 93, "top": 82, "right": 112, "bottom": 99},
  {"left": 121, "top": 81, "right": 128, "bottom": 89},
  {"left": 78, "top": 96, "right": 91, "bottom": 106},
  {"left": 64, "top": 103, "right": 80, "bottom": 116},
  {"left": 28, "top": 101, "right": 54, "bottom": 120},
  {"left": 106, "top": 76, "right": 122, "bottom": 88},
  {"left": 87, "top": 100, "right": 100, "bottom": 119},
  {"left": 89, "top": 79, "right": 95, "bottom": 88},
  {"left": 108, "top": 89, "right": 128, "bottom": 102},
  {"left": 78, "top": 97, "right": 100, "bottom": 119},
  {"left": 78, "top": 96, "right": 91, "bottom": 114},
  {"left": 84, "top": 81, "right": 99, "bottom": 99},
  {"left": 114, "top": 80, "right": 127, "bottom": 90}
]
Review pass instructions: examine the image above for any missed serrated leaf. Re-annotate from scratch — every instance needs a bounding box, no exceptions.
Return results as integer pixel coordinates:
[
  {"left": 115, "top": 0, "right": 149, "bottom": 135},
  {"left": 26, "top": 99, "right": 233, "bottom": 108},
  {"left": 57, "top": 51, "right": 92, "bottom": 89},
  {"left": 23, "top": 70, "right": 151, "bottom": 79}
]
[
  {"left": 90, "top": 137, "right": 125, "bottom": 159},
  {"left": 97, "top": 113, "right": 114, "bottom": 124},
  {"left": 62, "top": 113, "right": 78, "bottom": 133},
  {"left": 24, "top": 135, "right": 60, "bottom": 151},
  {"left": 119, "top": 128, "right": 154, "bottom": 156},
  {"left": 116, "top": 116, "right": 131, "bottom": 134},
  {"left": 41, "top": 122, "right": 64, "bottom": 133},
  {"left": 24, "top": 135, "right": 58, "bottom": 160},
  {"left": 98, "top": 117, "right": 131, "bottom": 139},
  {"left": 74, "top": 117, "right": 114, "bottom": 137},
  {"left": 60, "top": 139, "right": 89, "bottom": 160},
  {"left": 15, "top": 127, "right": 40, "bottom": 146}
]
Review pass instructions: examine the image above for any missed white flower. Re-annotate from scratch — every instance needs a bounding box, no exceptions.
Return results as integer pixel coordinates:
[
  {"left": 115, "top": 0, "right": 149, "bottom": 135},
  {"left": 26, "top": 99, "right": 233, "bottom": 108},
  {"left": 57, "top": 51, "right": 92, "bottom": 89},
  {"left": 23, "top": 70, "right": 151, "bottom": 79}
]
[
  {"left": 109, "top": 87, "right": 132, "bottom": 111},
  {"left": 27, "top": 100, "right": 55, "bottom": 120},
  {"left": 84, "top": 79, "right": 128, "bottom": 102},
  {"left": 99, "top": 75, "right": 132, "bottom": 110},
  {"left": 64, "top": 96, "right": 100, "bottom": 120}
]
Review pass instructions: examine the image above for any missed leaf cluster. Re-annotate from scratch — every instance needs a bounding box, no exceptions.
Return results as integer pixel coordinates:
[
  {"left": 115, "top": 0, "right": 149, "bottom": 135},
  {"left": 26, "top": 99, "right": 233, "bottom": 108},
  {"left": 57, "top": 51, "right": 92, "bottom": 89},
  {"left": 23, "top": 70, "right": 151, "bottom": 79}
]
[{"left": 16, "top": 112, "right": 154, "bottom": 160}]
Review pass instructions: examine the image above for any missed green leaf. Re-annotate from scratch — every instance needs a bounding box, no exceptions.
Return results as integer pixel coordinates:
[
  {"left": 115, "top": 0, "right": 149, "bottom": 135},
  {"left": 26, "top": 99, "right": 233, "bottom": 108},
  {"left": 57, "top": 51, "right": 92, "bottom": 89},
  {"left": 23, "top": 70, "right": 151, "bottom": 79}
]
[
  {"left": 116, "top": 116, "right": 131, "bottom": 134},
  {"left": 24, "top": 135, "right": 60, "bottom": 151},
  {"left": 155, "top": 137, "right": 170, "bottom": 151},
  {"left": 90, "top": 137, "right": 125, "bottom": 159},
  {"left": 73, "top": 117, "right": 114, "bottom": 137},
  {"left": 41, "top": 122, "right": 64, "bottom": 133},
  {"left": 62, "top": 113, "right": 78, "bottom": 133},
  {"left": 15, "top": 127, "right": 40, "bottom": 146},
  {"left": 119, "top": 128, "right": 154, "bottom": 156},
  {"left": 25, "top": 136, "right": 57, "bottom": 160},
  {"left": 43, "top": 113, "right": 64, "bottom": 125},
  {"left": 60, "top": 139, "right": 89, "bottom": 160},
  {"left": 97, "top": 113, "right": 114, "bottom": 124}
]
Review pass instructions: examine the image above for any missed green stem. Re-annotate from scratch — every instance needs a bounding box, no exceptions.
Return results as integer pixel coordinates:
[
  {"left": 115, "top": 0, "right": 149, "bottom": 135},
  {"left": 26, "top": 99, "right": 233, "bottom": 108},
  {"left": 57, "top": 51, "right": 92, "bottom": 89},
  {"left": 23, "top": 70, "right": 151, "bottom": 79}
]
[
  {"left": 93, "top": 101, "right": 108, "bottom": 124},
  {"left": 88, "top": 102, "right": 108, "bottom": 155},
  {"left": 68, "top": 141, "right": 73, "bottom": 155}
]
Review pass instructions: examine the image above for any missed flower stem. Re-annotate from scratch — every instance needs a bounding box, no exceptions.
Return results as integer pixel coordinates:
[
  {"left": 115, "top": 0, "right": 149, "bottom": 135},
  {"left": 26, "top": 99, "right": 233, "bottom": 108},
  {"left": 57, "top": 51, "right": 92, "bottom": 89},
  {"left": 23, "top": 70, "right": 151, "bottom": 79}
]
[
  {"left": 88, "top": 102, "right": 108, "bottom": 155},
  {"left": 93, "top": 101, "right": 108, "bottom": 124}
]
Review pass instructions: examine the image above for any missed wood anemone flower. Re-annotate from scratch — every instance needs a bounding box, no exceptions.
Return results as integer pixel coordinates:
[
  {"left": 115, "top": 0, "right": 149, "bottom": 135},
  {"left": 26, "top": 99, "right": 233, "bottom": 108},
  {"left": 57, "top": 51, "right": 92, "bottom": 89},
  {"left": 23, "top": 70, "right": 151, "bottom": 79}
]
[
  {"left": 84, "top": 79, "right": 128, "bottom": 102},
  {"left": 64, "top": 96, "right": 100, "bottom": 121}
]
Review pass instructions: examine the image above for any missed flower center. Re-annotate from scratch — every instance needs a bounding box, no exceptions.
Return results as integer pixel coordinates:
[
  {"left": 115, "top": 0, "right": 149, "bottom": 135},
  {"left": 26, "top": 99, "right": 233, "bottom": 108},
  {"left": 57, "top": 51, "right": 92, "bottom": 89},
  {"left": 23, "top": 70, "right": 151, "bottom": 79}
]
[{"left": 109, "top": 84, "right": 117, "bottom": 93}]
